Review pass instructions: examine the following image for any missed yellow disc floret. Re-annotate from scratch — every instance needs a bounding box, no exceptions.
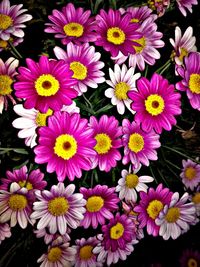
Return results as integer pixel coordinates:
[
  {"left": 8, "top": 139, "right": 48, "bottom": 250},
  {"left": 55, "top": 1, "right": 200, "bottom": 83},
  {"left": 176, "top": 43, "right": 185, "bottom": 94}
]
[
  {"left": 94, "top": 133, "right": 112, "bottom": 154},
  {"left": 54, "top": 134, "right": 77, "bottom": 160},
  {"left": 147, "top": 200, "right": 163, "bottom": 219},
  {"left": 0, "top": 14, "right": 13, "bottom": 30},
  {"left": 63, "top": 22, "right": 84, "bottom": 37},
  {"left": 70, "top": 61, "right": 87, "bottom": 80},
  {"left": 48, "top": 197, "right": 69, "bottom": 216},
  {"left": 79, "top": 245, "right": 93, "bottom": 260},
  {"left": 189, "top": 74, "right": 200, "bottom": 94},
  {"left": 133, "top": 36, "right": 146, "bottom": 54},
  {"left": 47, "top": 247, "right": 62, "bottom": 262},
  {"left": 115, "top": 82, "right": 130, "bottom": 100},
  {"left": 165, "top": 207, "right": 180, "bottom": 223},
  {"left": 107, "top": 27, "right": 125, "bottom": 45},
  {"left": 145, "top": 94, "right": 165, "bottom": 116},
  {"left": 35, "top": 74, "right": 60, "bottom": 96},
  {"left": 0, "top": 75, "right": 13, "bottom": 96},
  {"left": 8, "top": 194, "right": 28, "bottom": 211},
  {"left": 36, "top": 109, "right": 53, "bottom": 126},
  {"left": 125, "top": 174, "right": 139, "bottom": 188},
  {"left": 86, "top": 196, "right": 104, "bottom": 212},
  {"left": 128, "top": 133, "right": 144, "bottom": 153},
  {"left": 110, "top": 222, "right": 124, "bottom": 240}
]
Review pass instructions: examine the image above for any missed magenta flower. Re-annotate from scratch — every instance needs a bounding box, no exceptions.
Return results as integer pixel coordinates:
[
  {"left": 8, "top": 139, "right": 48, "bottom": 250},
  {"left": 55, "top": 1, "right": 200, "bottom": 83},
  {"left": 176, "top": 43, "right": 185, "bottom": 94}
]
[
  {"left": 176, "top": 0, "right": 198, "bottom": 16},
  {"left": 45, "top": 3, "right": 97, "bottom": 45},
  {"left": 89, "top": 115, "right": 122, "bottom": 172},
  {"left": 122, "top": 119, "right": 160, "bottom": 169},
  {"left": 95, "top": 9, "right": 141, "bottom": 57},
  {"left": 34, "top": 111, "right": 96, "bottom": 182},
  {"left": 180, "top": 159, "right": 200, "bottom": 190},
  {"left": 176, "top": 52, "right": 200, "bottom": 111},
  {"left": 119, "top": 6, "right": 157, "bottom": 23},
  {"left": 129, "top": 73, "right": 182, "bottom": 134},
  {"left": 80, "top": 185, "right": 119, "bottom": 229},
  {"left": 148, "top": 0, "right": 170, "bottom": 17},
  {"left": 14, "top": 56, "right": 78, "bottom": 113},
  {"left": 0, "top": 223, "right": 11, "bottom": 244}
]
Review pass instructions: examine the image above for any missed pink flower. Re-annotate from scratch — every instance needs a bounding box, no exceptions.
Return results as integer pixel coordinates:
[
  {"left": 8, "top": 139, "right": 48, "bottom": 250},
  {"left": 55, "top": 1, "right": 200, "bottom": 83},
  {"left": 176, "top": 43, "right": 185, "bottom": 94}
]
[
  {"left": 176, "top": 0, "right": 198, "bottom": 16},
  {"left": 180, "top": 159, "right": 200, "bottom": 190},
  {"left": 0, "top": 223, "right": 11, "bottom": 244}
]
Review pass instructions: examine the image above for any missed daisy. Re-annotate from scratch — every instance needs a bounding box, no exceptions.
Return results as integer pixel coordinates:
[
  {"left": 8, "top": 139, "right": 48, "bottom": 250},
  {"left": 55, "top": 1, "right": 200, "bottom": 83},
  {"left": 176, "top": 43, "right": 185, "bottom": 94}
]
[
  {"left": 176, "top": 52, "right": 200, "bottom": 111},
  {"left": 37, "top": 237, "right": 76, "bottom": 267},
  {"left": 34, "top": 111, "right": 96, "bottom": 181},
  {"left": 95, "top": 8, "right": 141, "bottom": 57},
  {"left": 134, "top": 184, "right": 173, "bottom": 236},
  {"left": 155, "top": 192, "right": 196, "bottom": 240},
  {"left": 73, "top": 236, "right": 103, "bottom": 267},
  {"left": 31, "top": 183, "right": 86, "bottom": 234},
  {"left": 0, "top": 182, "right": 34, "bottom": 229},
  {"left": 45, "top": 3, "right": 97, "bottom": 45},
  {"left": 0, "top": 0, "right": 32, "bottom": 41},
  {"left": 116, "top": 164, "right": 154, "bottom": 202},
  {"left": 105, "top": 64, "right": 141, "bottom": 114},
  {"left": 176, "top": 0, "right": 198, "bottom": 16},
  {"left": 0, "top": 57, "right": 19, "bottom": 113},
  {"left": 80, "top": 185, "right": 119, "bottom": 229},
  {"left": 179, "top": 249, "right": 200, "bottom": 267},
  {"left": 54, "top": 42, "right": 105, "bottom": 96},
  {"left": 0, "top": 223, "right": 11, "bottom": 244},
  {"left": 147, "top": 0, "right": 170, "bottom": 17},
  {"left": 180, "top": 159, "right": 200, "bottom": 190},
  {"left": 89, "top": 115, "right": 122, "bottom": 172},
  {"left": 129, "top": 73, "right": 182, "bottom": 134},
  {"left": 14, "top": 55, "right": 78, "bottom": 113},
  {"left": 12, "top": 102, "right": 79, "bottom": 148},
  {"left": 0, "top": 36, "right": 23, "bottom": 52},
  {"left": 122, "top": 119, "right": 160, "bottom": 169},
  {"left": 119, "top": 6, "right": 157, "bottom": 23}
]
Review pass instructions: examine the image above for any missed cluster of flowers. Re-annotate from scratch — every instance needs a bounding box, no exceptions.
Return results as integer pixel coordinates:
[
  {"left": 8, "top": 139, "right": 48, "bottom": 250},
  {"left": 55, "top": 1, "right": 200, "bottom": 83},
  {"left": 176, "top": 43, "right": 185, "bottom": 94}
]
[{"left": 0, "top": 0, "right": 200, "bottom": 266}]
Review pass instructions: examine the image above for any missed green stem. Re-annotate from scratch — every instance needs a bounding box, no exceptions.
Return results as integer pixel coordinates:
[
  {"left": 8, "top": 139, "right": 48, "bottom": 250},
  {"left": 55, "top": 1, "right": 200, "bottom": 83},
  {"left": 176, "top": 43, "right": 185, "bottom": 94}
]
[
  {"left": 157, "top": 168, "right": 169, "bottom": 187},
  {"left": 144, "top": 65, "right": 148, "bottom": 77},
  {"left": 82, "top": 94, "right": 93, "bottom": 109},
  {"left": 159, "top": 62, "right": 171, "bottom": 75},
  {"left": 8, "top": 41, "right": 22, "bottom": 59},
  {"left": 155, "top": 59, "right": 171, "bottom": 74},
  {"left": 149, "top": 165, "right": 158, "bottom": 184}
]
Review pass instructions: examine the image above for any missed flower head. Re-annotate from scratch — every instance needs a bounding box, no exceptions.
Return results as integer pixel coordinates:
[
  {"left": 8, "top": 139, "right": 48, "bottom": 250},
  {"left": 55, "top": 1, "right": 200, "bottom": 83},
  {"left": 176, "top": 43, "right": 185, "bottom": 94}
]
[
  {"left": 180, "top": 159, "right": 200, "bottom": 190},
  {"left": 0, "top": 223, "right": 11, "bottom": 244},
  {"left": 148, "top": 0, "right": 170, "bottom": 17},
  {"left": 0, "top": 36, "right": 23, "bottom": 52},
  {"left": 176, "top": 0, "right": 198, "bottom": 16},
  {"left": 119, "top": 6, "right": 157, "bottom": 23}
]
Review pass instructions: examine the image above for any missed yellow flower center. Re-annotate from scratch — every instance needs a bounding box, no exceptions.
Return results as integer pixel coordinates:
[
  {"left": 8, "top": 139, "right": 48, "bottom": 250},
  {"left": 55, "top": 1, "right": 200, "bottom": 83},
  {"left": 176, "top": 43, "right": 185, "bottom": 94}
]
[
  {"left": 130, "top": 18, "right": 139, "bottom": 23},
  {"left": 145, "top": 94, "right": 165, "bottom": 116},
  {"left": 0, "top": 14, "right": 13, "bottom": 30},
  {"left": 132, "top": 36, "right": 146, "bottom": 53},
  {"left": 48, "top": 197, "right": 69, "bottom": 216},
  {"left": 36, "top": 109, "right": 53, "bottom": 126},
  {"left": 94, "top": 133, "right": 112, "bottom": 154},
  {"left": 63, "top": 22, "right": 84, "bottom": 37},
  {"left": 188, "top": 258, "right": 198, "bottom": 267},
  {"left": 110, "top": 222, "right": 124, "bottom": 240},
  {"left": 86, "top": 196, "right": 104, "bottom": 212},
  {"left": 35, "top": 74, "right": 60, "bottom": 97},
  {"left": 115, "top": 82, "right": 130, "bottom": 100},
  {"left": 184, "top": 166, "right": 197, "bottom": 180},
  {"left": 79, "top": 245, "right": 93, "bottom": 260},
  {"left": 147, "top": 200, "right": 163, "bottom": 219},
  {"left": 178, "top": 47, "right": 188, "bottom": 62},
  {"left": 70, "top": 61, "right": 87, "bottom": 80},
  {"left": 54, "top": 134, "right": 77, "bottom": 160},
  {"left": 0, "top": 75, "right": 13, "bottom": 96},
  {"left": 192, "top": 192, "right": 200, "bottom": 204},
  {"left": 165, "top": 207, "right": 180, "bottom": 223},
  {"left": 128, "top": 133, "right": 144, "bottom": 153},
  {"left": 148, "top": 0, "right": 162, "bottom": 10},
  {"left": 0, "top": 40, "right": 8, "bottom": 48},
  {"left": 107, "top": 27, "right": 126, "bottom": 45},
  {"left": 18, "top": 180, "right": 33, "bottom": 190},
  {"left": 189, "top": 74, "right": 200, "bottom": 94},
  {"left": 47, "top": 247, "right": 62, "bottom": 262},
  {"left": 125, "top": 174, "right": 139, "bottom": 188},
  {"left": 8, "top": 194, "right": 28, "bottom": 211}
]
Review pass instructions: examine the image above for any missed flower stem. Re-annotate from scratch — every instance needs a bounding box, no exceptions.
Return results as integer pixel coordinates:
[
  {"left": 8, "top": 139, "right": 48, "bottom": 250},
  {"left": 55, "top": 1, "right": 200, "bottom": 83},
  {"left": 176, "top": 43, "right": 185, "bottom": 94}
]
[
  {"left": 155, "top": 59, "right": 171, "bottom": 74},
  {"left": 8, "top": 41, "right": 22, "bottom": 59}
]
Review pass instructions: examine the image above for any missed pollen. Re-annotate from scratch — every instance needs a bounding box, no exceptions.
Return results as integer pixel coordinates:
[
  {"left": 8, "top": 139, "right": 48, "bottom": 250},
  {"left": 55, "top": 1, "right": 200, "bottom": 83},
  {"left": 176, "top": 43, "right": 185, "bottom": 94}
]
[
  {"left": 110, "top": 222, "right": 124, "bottom": 240},
  {"left": 70, "top": 61, "right": 87, "bottom": 80},
  {"left": 132, "top": 36, "right": 146, "bottom": 54},
  {"left": 115, "top": 82, "right": 130, "bottom": 100},
  {"left": 47, "top": 247, "right": 62, "bottom": 262},
  {"left": 36, "top": 109, "right": 53, "bottom": 126},
  {"left": 18, "top": 180, "right": 33, "bottom": 190},
  {"left": 86, "top": 196, "right": 104, "bottom": 212},
  {"left": 63, "top": 22, "right": 84, "bottom": 37},
  {"left": 125, "top": 174, "right": 139, "bottom": 188},
  {"left": 189, "top": 74, "right": 200, "bottom": 94},
  {"left": 147, "top": 199, "right": 163, "bottom": 219},
  {"left": 94, "top": 133, "right": 112, "bottom": 154},
  {"left": 48, "top": 197, "right": 69, "bottom": 216},
  {"left": 0, "top": 75, "right": 13, "bottom": 96},
  {"left": 8, "top": 194, "right": 28, "bottom": 211},
  {"left": 107, "top": 27, "right": 126, "bottom": 45},
  {"left": 79, "top": 245, "right": 93, "bottom": 260},
  {"left": 128, "top": 133, "right": 144, "bottom": 153},
  {"left": 0, "top": 14, "right": 13, "bottom": 30},
  {"left": 145, "top": 94, "right": 165, "bottom": 116},
  {"left": 35, "top": 74, "right": 60, "bottom": 96},
  {"left": 165, "top": 207, "right": 180, "bottom": 223},
  {"left": 54, "top": 134, "right": 77, "bottom": 160}
]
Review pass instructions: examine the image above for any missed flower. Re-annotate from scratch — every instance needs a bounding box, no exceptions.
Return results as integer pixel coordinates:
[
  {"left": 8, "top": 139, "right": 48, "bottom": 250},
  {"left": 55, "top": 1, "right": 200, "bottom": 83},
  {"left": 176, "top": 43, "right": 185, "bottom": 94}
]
[
  {"left": 180, "top": 159, "right": 200, "bottom": 190},
  {"left": 0, "top": 223, "right": 11, "bottom": 244},
  {"left": 14, "top": 55, "right": 78, "bottom": 113},
  {"left": 34, "top": 111, "right": 96, "bottom": 181},
  {"left": 31, "top": 183, "right": 86, "bottom": 235},
  {"left": 191, "top": 187, "right": 200, "bottom": 216},
  {"left": 119, "top": 6, "right": 157, "bottom": 23},
  {"left": 122, "top": 119, "right": 160, "bottom": 169},
  {"left": 0, "top": 57, "right": 19, "bottom": 113},
  {"left": 0, "top": 0, "right": 32, "bottom": 41},
  {"left": 80, "top": 185, "right": 119, "bottom": 229},
  {"left": 45, "top": 3, "right": 97, "bottom": 45},
  {"left": 147, "top": 0, "right": 170, "bottom": 17},
  {"left": 54, "top": 42, "right": 105, "bottom": 96},
  {"left": 179, "top": 249, "right": 200, "bottom": 267},
  {"left": 0, "top": 36, "right": 23, "bottom": 52},
  {"left": 155, "top": 192, "right": 197, "bottom": 240},
  {"left": 116, "top": 164, "right": 154, "bottom": 202},
  {"left": 105, "top": 64, "right": 140, "bottom": 114},
  {"left": 0, "top": 182, "right": 34, "bottom": 229},
  {"left": 89, "top": 115, "right": 122, "bottom": 172},
  {"left": 176, "top": 52, "right": 200, "bottom": 111},
  {"left": 176, "top": 0, "right": 198, "bottom": 16},
  {"left": 73, "top": 236, "right": 103, "bottom": 267},
  {"left": 129, "top": 73, "right": 182, "bottom": 134},
  {"left": 95, "top": 9, "right": 141, "bottom": 57},
  {"left": 134, "top": 184, "right": 173, "bottom": 236},
  {"left": 37, "top": 237, "right": 76, "bottom": 267}
]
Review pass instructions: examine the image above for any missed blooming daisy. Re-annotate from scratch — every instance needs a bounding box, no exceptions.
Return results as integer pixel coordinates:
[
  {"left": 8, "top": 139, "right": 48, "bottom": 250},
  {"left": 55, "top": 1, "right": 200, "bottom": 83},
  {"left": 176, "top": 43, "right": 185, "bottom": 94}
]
[
  {"left": 0, "top": 0, "right": 32, "bottom": 41},
  {"left": 180, "top": 159, "right": 200, "bottom": 190},
  {"left": 31, "top": 183, "right": 86, "bottom": 234},
  {"left": 116, "top": 164, "right": 154, "bottom": 202},
  {"left": 147, "top": 0, "right": 170, "bottom": 17},
  {"left": 155, "top": 192, "right": 196, "bottom": 240},
  {"left": 73, "top": 236, "right": 103, "bottom": 267},
  {"left": 45, "top": 3, "right": 97, "bottom": 45},
  {"left": 0, "top": 57, "right": 19, "bottom": 113},
  {"left": 105, "top": 64, "right": 141, "bottom": 114},
  {"left": 176, "top": 52, "right": 200, "bottom": 111},
  {"left": 176, "top": 0, "right": 198, "bottom": 16},
  {"left": 14, "top": 55, "right": 78, "bottom": 113},
  {"left": 54, "top": 42, "right": 105, "bottom": 96},
  {"left": 119, "top": 6, "right": 157, "bottom": 23},
  {"left": 122, "top": 119, "right": 160, "bottom": 169},
  {"left": 95, "top": 9, "right": 141, "bottom": 57},
  {"left": 37, "top": 237, "right": 76, "bottom": 267},
  {"left": 0, "top": 223, "right": 11, "bottom": 244},
  {"left": 179, "top": 249, "right": 200, "bottom": 267},
  {"left": 80, "top": 185, "right": 119, "bottom": 229},
  {"left": 89, "top": 115, "right": 122, "bottom": 172},
  {"left": 0, "top": 182, "right": 34, "bottom": 229},
  {"left": 93, "top": 213, "right": 138, "bottom": 266},
  {"left": 134, "top": 184, "right": 173, "bottom": 236},
  {"left": 34, "top": 111, "right": 96, "bottom": 181},
  {"left": 129, "top": 73, "right": 182, "bottom": 134}
]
